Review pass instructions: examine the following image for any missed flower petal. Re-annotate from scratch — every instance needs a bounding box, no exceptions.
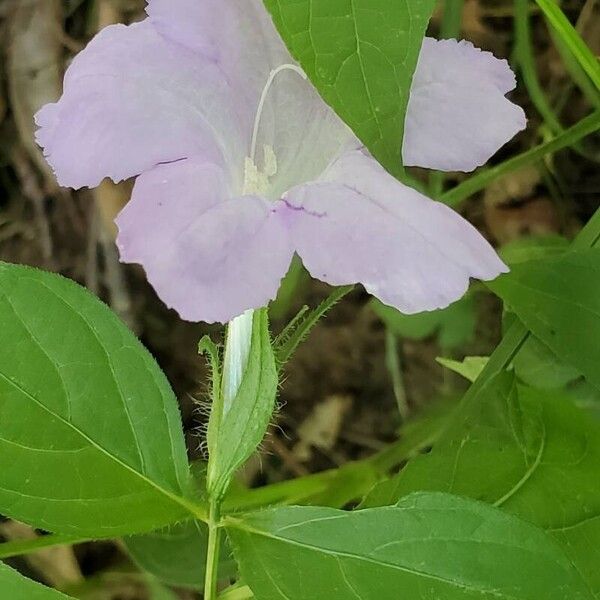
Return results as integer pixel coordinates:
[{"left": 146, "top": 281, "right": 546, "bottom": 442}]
[
  {"left": 282, "top": 151, "right": 507, "bottom": 313},
  {"left": 116, "top": 157, "right": 294, "bottom": 323},
  {"left": 256, "top": 68, "right": 359, "bottom": 200},
  {"left": 36, "top": 20, "right": 246, "bottom": 189},
  {"left": 403, "top": 38, "right": 527, "bottom": 172},
  {"left": 146, "top": 0, "right": 287, "bottom": 126},
  {"left": 146, "top": 0, "right": 288, "bottom": 74},
  {"left": 147, "top": 0, "right": 357, "bottom": 199}
]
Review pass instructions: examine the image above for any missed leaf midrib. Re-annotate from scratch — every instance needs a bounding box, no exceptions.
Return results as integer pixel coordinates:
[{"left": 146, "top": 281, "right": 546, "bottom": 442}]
[
  {"left": 0, "top": 371, "right": 204, "bottom": 521},
  {"left": 349, "top": 0, "right": 386, "bottom": 147},
  {"left": 229, "top": 519, "right": 555, "bottom": 600}
]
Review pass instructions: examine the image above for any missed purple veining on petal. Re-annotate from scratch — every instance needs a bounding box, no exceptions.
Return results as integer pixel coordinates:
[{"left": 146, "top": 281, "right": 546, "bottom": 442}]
[
  {"left": 284, "top": 151, "right": 508, "bottom": 314},
  {"left": 155, "top": 156, "right": 189, "bottom": 167},
  {"left": 281, "top": 199, "right": 327, "bottom": 219}
]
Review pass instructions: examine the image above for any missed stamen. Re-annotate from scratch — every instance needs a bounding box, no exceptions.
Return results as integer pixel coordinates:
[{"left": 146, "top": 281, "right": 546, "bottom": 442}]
[
  {"left": 250, "top": 63, "right": 307, "bottom": 163},
  {"left": 243, "top": 156, "right": 269, "bottom": 196},
  {"left": 263, "top": 145, "right": 277, "bottom": 178}
]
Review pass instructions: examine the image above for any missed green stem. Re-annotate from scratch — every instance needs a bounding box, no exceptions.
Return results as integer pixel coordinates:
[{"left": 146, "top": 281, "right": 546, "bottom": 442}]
[
  {"left": 514, "top": 0, "right": 600, "bottom": 162},
  {"left": 514, "top": 0, "right": 563, "bottom": 133},
  {"left": 224, "top": 402, "right": 450, "bottom": 512},
  {"left": 440, "top": 0, "right": 465, "bottom": 39},
  {"left": 441, "top": 110, "right": 600, "bottom": 207},
  {"left": 204, "top": 500, "right": 222, "bottom": 600},
  {"left": 535, "top": 0, "right": 600, "bottom": 91},
  {"left": 385, "top": 328, "right": 409, "bottom": 420},
  {"left": 0, "top": 533, "right": 88, "bottom": 560},
  {"left": 462, "top": 319, "right": 529, "bottom": 405},
  {"left": 549, "top": 15, "right": 600, "bottom": 110}
]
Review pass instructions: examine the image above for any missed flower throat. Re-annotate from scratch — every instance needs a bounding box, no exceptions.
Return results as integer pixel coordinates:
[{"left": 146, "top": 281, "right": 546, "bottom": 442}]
[{"left": 243, "top": 63, "right": 307, "bottom": 196}]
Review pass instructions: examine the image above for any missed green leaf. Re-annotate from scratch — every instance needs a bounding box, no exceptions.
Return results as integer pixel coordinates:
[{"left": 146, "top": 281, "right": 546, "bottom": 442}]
[
  {"left": 567, "top": 380, "right": 600, "bottom": 418},
  {"left": 498, "top": 235, "right": 569, "bottom": 265},
  {"left": 262, "top": 0, "right": 435, "bottom": 174},
  {"left": 226, "top": 397, "right": 458, "bottom": 513},
  {"left": 274, "top": 286, "right": 352, "bottom": 366},
  {"left": 362, "top": 373, "right": 600, "bottom": 595},
  {"left": 535, "top": 0, "right": 600, "bottom": 92},
  {"left": 218, "top": 583, "right": 253, "bottom": 600},
  {"left": 0, "top": 535, "right": 86, "bottom": 561},
  {"left": 228, "top": 492, "right": 592, "bottom": 600},
  {"left": 0, "top": 561, "right": 74, "bottom": 599},
  {"left": 0, "top": 263, "right": 199, "bottom": 536},
  {"left": 500, "top": 311, "right": 581, "bottom": 391},
  {"left": 145, "top": 577, "right": 180, "bottom": 600},
  {"left": 548, "top": 27, "right": 600, "bottom": 110},
  {"left": 488, "top": 249, "right": 600, "bottom": 391},
  {"left": 513, "top": 335, "right": 581, "bottom": 389},
  {"left": 125, "top": 521, "right": 236, "bottom": 590},
  {"left": 437, "top": 356, "right": 489, "bottom": 382},
  {"left": 372, "top": 294, "right": 476, "bottom": 350},
  {"left": 207, "top": 309, "right": 278, "bottom": 499}
]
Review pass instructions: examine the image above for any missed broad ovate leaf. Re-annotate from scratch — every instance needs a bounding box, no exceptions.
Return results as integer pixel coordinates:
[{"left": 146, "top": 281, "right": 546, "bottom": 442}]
[
  {"left": 228, "top": 492, "right": 592, "bottom": 599},
  {"left": 363, "top": 373, "right": 600, "bottom": 595},
  {"left": 488, "top": 248, "right": 600, "bottom": 391},
  {"left": 0, "top": 263, "right": 197, "bottom": 536}
]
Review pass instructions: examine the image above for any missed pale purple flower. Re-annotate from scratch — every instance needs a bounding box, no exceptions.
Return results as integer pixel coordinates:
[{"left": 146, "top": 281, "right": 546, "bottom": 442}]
[{"left": 35, "top": 0, "right": 526, "bottom": 323}]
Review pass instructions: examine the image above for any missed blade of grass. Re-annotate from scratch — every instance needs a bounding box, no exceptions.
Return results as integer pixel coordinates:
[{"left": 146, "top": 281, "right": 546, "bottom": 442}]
[
  {"left": 514, "top": 0, "right": 563, "bottom": 133},
  {"left": 513, "top": 0, "right": 598, "bottom": 164},
  {"left": 0, "top": 533, "right": 89, "bottom": 560},
  {"left": 549, "top": 26, "right": 600, "bottom": 110},
  {"left": 535, "top": 0, "right": 600, "bottom": 91}
]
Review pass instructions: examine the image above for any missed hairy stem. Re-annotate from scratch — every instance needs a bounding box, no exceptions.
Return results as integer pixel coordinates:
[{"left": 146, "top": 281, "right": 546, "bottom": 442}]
[{"left": 275, "top": 285, "right": 353, "bottom": 365}]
